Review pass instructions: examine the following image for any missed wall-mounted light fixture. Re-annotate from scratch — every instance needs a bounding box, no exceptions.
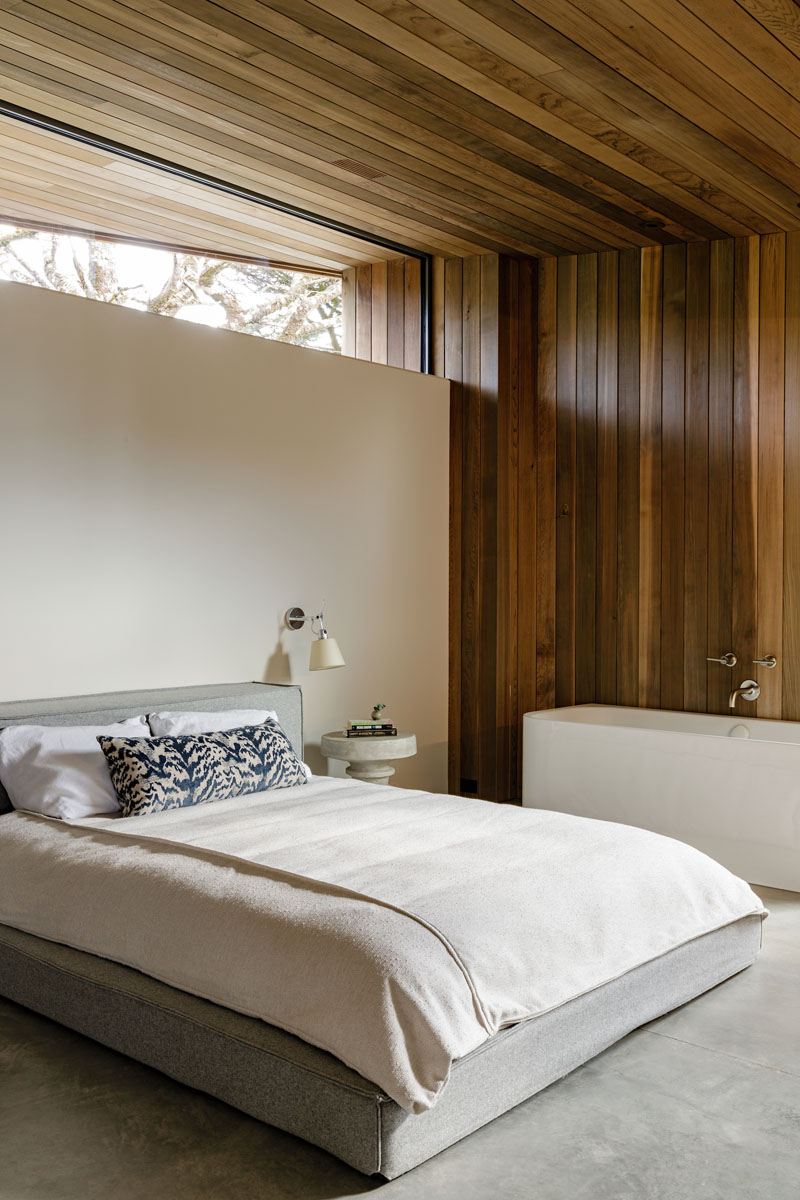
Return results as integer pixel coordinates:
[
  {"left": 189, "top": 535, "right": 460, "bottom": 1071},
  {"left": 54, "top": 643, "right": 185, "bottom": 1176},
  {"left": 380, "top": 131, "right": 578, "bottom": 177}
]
[{"left": 285, "top": 606, "right": 345, "bottom": 671}]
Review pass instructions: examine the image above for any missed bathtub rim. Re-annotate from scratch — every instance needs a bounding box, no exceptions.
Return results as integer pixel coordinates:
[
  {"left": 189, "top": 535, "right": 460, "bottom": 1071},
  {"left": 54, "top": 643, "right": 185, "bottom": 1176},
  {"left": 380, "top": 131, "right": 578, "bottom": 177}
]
[{"left": 523, "top": 703, "right": 800, "bottom": 747}]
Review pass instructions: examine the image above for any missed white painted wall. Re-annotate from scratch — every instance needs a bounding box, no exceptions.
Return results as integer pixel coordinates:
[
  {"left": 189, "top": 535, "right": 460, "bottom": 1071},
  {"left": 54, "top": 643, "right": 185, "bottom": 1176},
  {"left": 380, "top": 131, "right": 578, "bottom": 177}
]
[{"left": 0, "top": 282, "right": 449, "bottom": 791}]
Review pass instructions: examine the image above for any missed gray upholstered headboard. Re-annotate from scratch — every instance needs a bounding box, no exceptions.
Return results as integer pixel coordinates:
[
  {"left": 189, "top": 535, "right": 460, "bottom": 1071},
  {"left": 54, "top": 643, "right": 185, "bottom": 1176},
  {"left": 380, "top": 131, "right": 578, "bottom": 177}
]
[{"left": 0, "top": 681, "right": 303, "bottom": 814}]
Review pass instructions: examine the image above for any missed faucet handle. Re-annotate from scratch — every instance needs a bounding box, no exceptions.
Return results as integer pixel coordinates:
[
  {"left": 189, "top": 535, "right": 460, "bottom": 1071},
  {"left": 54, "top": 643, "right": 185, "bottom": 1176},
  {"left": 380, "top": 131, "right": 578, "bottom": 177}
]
[
  {"left": 707, "top": 652, "right": 737, "bottom": 667},
  {"left": 753, "top": 654, "right": 777, "bottom": 669}
]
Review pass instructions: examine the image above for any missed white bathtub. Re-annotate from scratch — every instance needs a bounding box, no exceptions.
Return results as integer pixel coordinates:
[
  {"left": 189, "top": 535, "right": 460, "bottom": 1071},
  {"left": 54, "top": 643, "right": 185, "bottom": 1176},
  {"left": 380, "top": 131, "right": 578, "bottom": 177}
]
[{"left": 522, "top": 705, "right": 800, "bottom": 891}]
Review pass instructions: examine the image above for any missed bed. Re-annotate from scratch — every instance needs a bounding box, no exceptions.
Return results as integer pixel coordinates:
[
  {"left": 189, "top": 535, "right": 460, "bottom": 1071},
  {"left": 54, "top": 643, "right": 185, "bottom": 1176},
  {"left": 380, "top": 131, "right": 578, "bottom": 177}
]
[{"left": 0, "top": 682, "right": 766, "bottom": 1179}]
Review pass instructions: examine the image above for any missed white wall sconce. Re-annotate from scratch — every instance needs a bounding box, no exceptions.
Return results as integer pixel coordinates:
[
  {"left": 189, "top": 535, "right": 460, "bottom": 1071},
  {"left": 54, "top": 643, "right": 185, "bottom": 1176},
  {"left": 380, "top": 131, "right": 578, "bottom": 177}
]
[{"left": 285, "top": 606, "right": 346, "bottom": 671}]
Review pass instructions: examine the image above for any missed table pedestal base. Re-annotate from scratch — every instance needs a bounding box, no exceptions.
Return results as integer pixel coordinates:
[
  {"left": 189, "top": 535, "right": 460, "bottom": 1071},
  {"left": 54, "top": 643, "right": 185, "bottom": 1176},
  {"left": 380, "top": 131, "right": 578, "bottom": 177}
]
[{"left": 345, "top": 761, "right": 396, "bottom": 786}]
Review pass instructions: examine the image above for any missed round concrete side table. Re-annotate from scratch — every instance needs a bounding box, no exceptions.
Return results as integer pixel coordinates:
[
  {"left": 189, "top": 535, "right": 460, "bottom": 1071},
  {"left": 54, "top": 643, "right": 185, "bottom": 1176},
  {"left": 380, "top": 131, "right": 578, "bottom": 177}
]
[{"left": 320, "top": 730, "right": 417, "bottom": 786}]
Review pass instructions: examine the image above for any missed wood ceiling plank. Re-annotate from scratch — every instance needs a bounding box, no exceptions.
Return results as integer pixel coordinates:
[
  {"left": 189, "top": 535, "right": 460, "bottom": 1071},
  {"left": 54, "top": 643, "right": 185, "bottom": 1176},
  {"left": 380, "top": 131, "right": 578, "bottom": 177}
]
[
  {"left": 552, "top": 73, "right": 776, "bottom": 237},
  {"left": 463, "top": 0, "right": 778, "bottom": 235},
  {"left": 294, "top": 0, "right": 758, "bottom": 223},
  {"left": 373, "top": 0, "right": 773, "bottom": 196},
  {"left": 1, "top": 6, "right": 558, "bottom": 252},
  {"left": 0, "top": 82, "right": 410, "bottom": 256},
  {"left": 0, "top": 32, "right": 496, "bottom": 257},
  {"left": 736, "top": 0, "right": 800, "bottom": 58},
  {"left": 0, "top": 12, "right": 680, "bottom": 252},
  {"left": 218, "top": 35, "right": 715, "bottom": 241},
  {"left": 0, "top": 182, "right": 356, "bottom": 273},
  {"left": 583, "top": 0, "right": 800, "bottom": 154},
  {"left": 213, "top": 0, "right": 740, "bottom": 235},
  {"left": 518, "top": 0, "right": 800, "bottom": 213},
  {"left": 0, "top": 0, "right": 799, "bottom": 255},
  {"left": 412, "top": 0, "right": 783, "bottom": 238},
  {"left": 196, "top": 0, "right": 725, "bottom": 239},
  {"left": 367, "top": 0, "right": 795, "bottom": 236},
  {"left": 0, "top": 65, "right": 482, "bottom": 257},
  {"left": 495, "top": 0, "right": 800, "bottom": 231},
  {"left": 211, "top": 0, "right": 792, "bottom": 239},
  {"left": 4, "top": 0, "right": 591, "bottom": 242},
  {"left": 328, "top": 0, "right": 721, "bottom": 243},
  {"left": 0, "top": 207, "right": 341, "bottom": 272},
  {"left": 622, "top": 0, "right": 800, "bottom": 140},
  {"left": 0, "top": 115, "right": 400, "bottom": 261},
  {"left": 312, "top": 0, "right": 704, "bottom": 179},
  {"left": 70, "top": 0, "right": 657, "bottom": 248},
  {"left": 407, "top": 0, "right": 562, "bottom": 76},
  {"left": 375, "top": 5, "right": 705, "bottom": 212},
  {"left": 0, "top": 29, "right": 489, "bottom": 255},
  {"left": 0, "top": 176, "right": 353, "bottom": 270},
  {"left": 0, "top": 185, "right": 341, "bottom": 270},
  {"left": 681, "top": 0, "right": 800, "bottom": 95}
]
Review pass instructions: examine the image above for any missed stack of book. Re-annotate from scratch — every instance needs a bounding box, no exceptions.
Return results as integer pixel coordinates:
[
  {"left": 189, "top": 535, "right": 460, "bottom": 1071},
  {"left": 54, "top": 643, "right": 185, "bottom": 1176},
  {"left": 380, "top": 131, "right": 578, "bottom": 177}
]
[{"left": 346, "top": 718, "right": 397, "bottom": 738}]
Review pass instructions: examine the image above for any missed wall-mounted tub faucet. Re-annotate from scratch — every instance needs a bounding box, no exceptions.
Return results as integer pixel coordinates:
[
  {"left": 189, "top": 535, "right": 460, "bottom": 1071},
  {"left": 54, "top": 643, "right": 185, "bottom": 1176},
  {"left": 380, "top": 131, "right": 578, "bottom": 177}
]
[{"left": 729, "top": 679, "right": 760, "bottom": 709}]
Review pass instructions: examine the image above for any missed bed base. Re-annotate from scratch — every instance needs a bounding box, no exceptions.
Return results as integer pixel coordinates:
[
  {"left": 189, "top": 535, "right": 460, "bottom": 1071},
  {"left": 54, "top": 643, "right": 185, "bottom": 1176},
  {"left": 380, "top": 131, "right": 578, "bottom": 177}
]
[{"left": 0, "top": 917, "right": 762, "bottom": 1179}]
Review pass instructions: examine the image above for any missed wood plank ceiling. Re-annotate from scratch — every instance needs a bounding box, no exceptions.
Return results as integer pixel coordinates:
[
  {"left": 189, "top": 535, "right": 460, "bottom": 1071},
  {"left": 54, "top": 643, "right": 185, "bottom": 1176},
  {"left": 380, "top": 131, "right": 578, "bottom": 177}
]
[
  {"left": 0, "top": 113, "right": 393, "bottom": 271},
  {"left": 0, "top": 1, "right": 799, "bottom": 264}
]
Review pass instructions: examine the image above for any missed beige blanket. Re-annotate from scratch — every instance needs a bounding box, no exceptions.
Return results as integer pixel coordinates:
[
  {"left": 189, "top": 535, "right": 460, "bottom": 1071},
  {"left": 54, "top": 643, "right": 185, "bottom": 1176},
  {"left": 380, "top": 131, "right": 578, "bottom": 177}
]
[{"left": 0, "top": 778, "right": 765, "bottom": 1111}]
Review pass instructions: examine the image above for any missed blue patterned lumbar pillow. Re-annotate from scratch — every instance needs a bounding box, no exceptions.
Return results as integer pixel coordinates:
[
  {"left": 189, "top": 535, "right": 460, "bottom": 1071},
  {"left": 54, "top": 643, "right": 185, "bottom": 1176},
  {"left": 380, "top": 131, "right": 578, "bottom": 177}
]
[{"left": 98, "top": 722, "right": 308, "bottom": 818}]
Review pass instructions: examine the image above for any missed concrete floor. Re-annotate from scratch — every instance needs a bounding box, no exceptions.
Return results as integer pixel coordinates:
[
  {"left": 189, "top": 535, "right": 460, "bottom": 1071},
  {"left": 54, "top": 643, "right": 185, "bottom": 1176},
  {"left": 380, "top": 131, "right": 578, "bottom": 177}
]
[{"left": 1, "top": 884, "right": 798, "bottom": 1200}]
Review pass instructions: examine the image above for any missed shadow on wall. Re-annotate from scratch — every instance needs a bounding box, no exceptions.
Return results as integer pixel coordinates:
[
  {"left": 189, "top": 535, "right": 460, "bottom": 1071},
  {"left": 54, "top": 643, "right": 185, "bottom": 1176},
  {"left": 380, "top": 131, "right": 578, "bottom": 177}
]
[
  {"left": 264, "top": 636, "right": 292, "bottom": 685},
  {"left": 261, "top": 633, "right": 329, "bottom": 776},
  {"left": 301, "top": 744, "right": 329, "bottom": 776}
]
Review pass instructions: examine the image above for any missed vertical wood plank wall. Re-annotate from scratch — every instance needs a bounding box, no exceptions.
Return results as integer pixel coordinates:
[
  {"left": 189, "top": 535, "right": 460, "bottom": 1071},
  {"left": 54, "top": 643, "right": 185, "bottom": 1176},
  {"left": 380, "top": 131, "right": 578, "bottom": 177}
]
[
  {"left": 345, "top": 234, "right": 800, "bottom": 800},
  {"left": 438, "top": 254, "right": 538, "bottom": 801},
  {"left": 342, "top": 258, "right": 421, "bottom": 369},
  {"left": 538, "top": 232, "right": 799, "bottom": 741},
  {"left": 345, "top": 253, "right": 534, "bottom": 798}
]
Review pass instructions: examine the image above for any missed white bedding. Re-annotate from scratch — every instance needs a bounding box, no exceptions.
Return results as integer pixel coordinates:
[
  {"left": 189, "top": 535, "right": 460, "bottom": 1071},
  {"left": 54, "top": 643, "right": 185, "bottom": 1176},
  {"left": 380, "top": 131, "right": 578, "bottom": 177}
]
[{"left": 0, "top": 777, "right": 765, "bottom": 1112}]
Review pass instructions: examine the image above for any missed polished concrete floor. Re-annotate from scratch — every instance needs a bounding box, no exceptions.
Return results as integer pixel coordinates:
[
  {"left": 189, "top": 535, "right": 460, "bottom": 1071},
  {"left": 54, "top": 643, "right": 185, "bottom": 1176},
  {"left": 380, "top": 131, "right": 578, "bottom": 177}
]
[{"left": 1, "top": 884, "right": 798, "bottom": 1200}]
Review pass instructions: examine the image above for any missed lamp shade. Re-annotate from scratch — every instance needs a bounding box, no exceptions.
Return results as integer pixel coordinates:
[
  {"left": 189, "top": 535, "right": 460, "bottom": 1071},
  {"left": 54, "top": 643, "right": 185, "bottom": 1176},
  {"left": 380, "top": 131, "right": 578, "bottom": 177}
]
[{"left": 309, "top": 636, "right": 345, "bottom": 671}]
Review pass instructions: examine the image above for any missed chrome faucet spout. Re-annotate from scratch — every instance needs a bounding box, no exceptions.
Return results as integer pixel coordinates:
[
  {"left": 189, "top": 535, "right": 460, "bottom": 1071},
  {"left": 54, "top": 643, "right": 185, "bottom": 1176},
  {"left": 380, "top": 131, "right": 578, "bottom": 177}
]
[{"left": 729, "top": 679, "right": 760, "bottom": 708}]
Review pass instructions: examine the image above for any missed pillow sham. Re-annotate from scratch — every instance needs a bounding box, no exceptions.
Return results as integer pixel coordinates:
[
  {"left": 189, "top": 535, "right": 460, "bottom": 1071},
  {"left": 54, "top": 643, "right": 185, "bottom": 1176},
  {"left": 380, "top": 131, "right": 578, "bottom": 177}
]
[
  {"left": 147, "top": 708, "right": 312, "bottom": 780},
  {"left": 0, "top": 718, "right": 150, "bottom": 819},
  {"left": 99, "top": 721, "right": 308, "bottom": 818},
  {"left": 147, "top": 709, "right": 279, "bottom": 737}
]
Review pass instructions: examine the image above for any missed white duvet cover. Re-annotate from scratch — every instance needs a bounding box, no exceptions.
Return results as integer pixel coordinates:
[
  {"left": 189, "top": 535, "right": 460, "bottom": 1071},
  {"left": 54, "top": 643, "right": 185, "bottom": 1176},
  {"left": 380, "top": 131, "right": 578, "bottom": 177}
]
[{"left": 0, "top": 778, "right": 765, "bottom": 1111}]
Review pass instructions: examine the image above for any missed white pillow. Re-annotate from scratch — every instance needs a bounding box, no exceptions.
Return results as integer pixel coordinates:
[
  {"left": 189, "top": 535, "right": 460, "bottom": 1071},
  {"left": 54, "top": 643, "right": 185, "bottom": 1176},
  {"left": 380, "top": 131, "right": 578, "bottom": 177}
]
[
  {"left": 0, "top": 718, "right": 149, "bottom": 819},
  {"left": 147, "top": 709, "right": 312, "bottom": 780},
  {"left": 147, "top": 709, "right": 280, "bottom": 737}
]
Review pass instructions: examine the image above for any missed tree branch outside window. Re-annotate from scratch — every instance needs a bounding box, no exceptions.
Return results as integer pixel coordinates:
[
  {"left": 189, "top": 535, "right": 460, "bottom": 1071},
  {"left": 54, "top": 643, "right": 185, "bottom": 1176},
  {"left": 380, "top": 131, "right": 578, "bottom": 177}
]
[{"left": 0, "top": 227, "right": 343, "bottom": 354}]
